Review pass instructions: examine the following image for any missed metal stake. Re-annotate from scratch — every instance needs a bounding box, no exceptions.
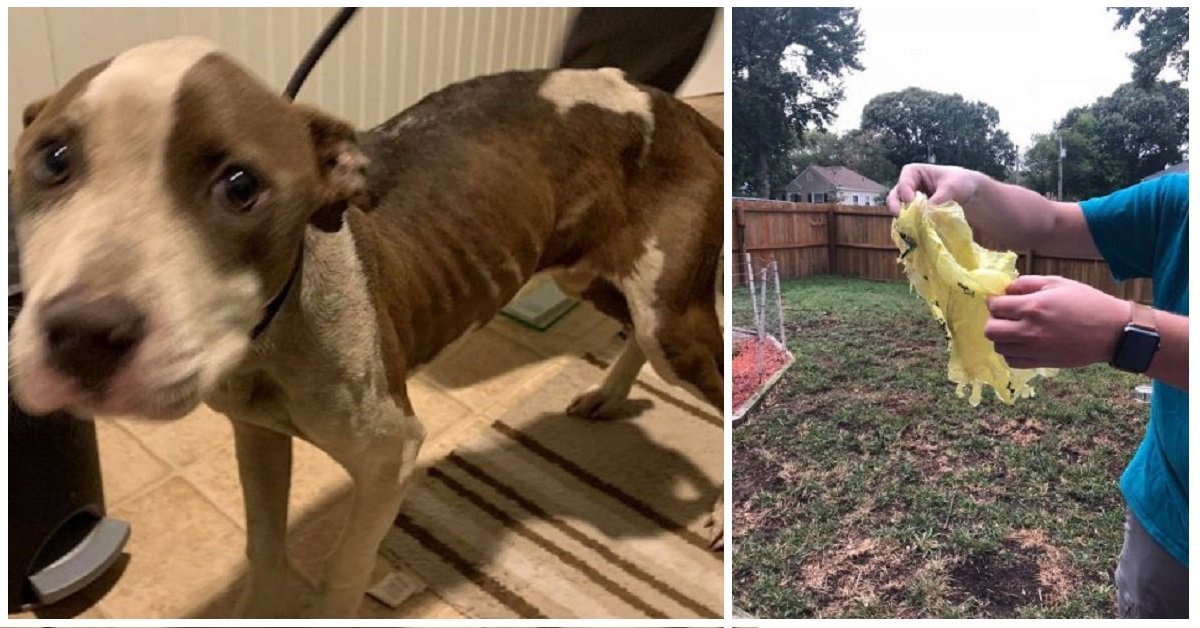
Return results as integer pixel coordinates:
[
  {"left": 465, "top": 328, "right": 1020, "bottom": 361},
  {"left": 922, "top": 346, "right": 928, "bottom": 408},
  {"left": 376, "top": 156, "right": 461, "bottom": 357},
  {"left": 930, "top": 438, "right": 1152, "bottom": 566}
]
[
  {"left": 745, "top": 253, "right": 759, "bottom": 337},
  {"left": 772, "top": 260, "right": 786, "bottom": 347}
]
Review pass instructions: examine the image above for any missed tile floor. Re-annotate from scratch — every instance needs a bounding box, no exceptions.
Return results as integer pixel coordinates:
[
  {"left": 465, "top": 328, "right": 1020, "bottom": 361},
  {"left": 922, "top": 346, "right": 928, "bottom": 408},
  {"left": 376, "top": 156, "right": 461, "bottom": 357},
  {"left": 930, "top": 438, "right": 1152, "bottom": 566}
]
[{"left": 14, "top": 300, "right": 632, "bottom": 619}]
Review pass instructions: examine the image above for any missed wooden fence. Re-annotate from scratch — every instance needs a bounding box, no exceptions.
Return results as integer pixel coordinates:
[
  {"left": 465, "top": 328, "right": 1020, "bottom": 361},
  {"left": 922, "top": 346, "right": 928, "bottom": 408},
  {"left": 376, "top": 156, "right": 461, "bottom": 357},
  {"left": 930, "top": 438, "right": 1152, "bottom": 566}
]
[{"left": 732, "top": 198, "right": 1153, "bottom": 303}]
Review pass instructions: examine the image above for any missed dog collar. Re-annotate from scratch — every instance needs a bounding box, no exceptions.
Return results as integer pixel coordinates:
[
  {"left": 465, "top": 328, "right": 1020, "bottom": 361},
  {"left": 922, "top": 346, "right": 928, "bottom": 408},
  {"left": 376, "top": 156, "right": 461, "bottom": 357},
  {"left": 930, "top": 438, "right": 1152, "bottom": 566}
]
[{"left": 250, "top": 248, "right": 302, "bottom": 340}]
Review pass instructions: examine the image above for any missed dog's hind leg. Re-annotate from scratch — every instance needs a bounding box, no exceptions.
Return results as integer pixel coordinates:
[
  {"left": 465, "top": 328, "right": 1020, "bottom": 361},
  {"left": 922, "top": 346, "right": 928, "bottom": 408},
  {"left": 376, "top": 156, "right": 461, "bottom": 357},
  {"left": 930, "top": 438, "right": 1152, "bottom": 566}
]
[
  {"left": 556, "top": 276, "right": 647, "bottom": 419},
  {"left": 635, "top": 300, "right": 723, "bottom": 410},
  {"left": 615, "top": 233, "right": 723, "bottom": 410},
  {"left": 641, "top": 307, "right": 725, "bottom": 552},
  {"left": 567, "top": 337, "right": 646, "bottom": 419},
  {"left": 618, "top": 241, "right": 725, "bottom": 551},
  {"left": 706, "top": 492, "right": 724, "bottom": 550},
  {"left": 232, "top": 422, "right": 312, "bottom": 617},
  {"left": 302, "top": 402, "right": 426, "bottom": 618}
]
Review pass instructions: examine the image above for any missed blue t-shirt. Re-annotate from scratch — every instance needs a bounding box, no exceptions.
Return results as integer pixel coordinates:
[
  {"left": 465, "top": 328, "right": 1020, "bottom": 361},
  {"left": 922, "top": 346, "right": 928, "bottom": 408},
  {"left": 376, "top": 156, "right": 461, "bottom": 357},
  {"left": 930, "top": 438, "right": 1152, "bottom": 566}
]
[{"left": 1079, "top": 173, "right": 1188, "bottom": 567}]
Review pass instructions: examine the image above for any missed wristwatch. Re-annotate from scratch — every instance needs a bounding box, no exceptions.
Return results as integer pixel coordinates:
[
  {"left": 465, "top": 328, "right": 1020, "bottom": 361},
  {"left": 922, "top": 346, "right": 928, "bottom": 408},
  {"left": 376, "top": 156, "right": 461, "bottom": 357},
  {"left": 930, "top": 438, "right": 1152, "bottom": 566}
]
[{"left": 1110, "top": 301, "right": 1161, "bottom": 374}]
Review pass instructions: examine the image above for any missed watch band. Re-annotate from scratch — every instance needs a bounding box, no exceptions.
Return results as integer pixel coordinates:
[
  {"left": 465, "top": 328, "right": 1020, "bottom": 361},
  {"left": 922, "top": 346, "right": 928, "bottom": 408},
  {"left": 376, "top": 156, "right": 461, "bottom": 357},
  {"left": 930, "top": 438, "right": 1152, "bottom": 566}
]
[
  {"left": 1110, "top": 301, "right": 1162, "bottom": 374},
  {"left": 1130, "top": 301, "right": 1157, "bottom": 331}
]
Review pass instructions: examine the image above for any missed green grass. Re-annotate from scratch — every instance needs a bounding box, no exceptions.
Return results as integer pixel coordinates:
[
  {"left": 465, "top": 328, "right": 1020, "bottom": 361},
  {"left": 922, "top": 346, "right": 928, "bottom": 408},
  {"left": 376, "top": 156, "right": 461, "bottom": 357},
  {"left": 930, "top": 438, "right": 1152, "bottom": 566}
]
[{"left": 733, "top": 275, "right": 1147, "bottom": 618}]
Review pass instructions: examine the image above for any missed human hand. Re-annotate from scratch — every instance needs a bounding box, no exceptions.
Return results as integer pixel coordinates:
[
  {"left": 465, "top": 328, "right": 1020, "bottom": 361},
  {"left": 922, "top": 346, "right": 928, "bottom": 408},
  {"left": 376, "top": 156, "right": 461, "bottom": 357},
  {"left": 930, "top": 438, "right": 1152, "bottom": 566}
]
[
  {"left": 886, "top": 164, "right": 985, "bottom": 216},
  {"left": 984, "top": 275, "right": 1128, "bottom": 369}
]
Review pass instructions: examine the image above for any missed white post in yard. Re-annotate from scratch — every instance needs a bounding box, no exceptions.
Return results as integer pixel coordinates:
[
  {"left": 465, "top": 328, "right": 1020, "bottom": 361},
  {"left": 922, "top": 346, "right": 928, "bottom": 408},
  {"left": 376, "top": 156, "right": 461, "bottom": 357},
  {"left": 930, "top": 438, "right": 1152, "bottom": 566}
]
[
  {"left": 745, "top": 253, "right": 759, "bottom": 336},
  {"left": 772, "top": 260, "right": 786, "bottom": 347},
  {"left": 757, "top": 266, "right": 769, "bottom": 383}
]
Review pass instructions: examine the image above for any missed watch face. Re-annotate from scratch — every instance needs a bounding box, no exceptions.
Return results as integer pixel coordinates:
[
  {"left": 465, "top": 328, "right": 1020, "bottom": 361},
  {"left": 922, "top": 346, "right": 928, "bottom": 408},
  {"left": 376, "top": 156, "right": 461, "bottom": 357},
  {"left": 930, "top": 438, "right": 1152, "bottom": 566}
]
[{"left": 1112, "top": 326, "right": 1160, "bottom": 373}]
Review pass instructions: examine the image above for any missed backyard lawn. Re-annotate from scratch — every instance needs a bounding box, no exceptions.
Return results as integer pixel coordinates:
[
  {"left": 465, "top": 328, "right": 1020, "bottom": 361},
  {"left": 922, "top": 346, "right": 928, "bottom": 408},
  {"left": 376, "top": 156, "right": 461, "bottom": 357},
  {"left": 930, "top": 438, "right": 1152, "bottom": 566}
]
[{"left": 733, "top": 275, "right": 1148, "bottom": 618}]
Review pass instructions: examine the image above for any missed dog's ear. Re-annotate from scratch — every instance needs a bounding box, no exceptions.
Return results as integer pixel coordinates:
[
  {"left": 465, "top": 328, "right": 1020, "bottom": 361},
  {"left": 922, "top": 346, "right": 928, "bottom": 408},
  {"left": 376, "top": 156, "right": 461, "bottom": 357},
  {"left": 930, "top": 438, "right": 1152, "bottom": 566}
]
[
  {"left": 295, "top": 104, "right": 369, "bottom": 233},
  {"left": 23, "top": 97, "right": 51, "bottom": 128},
  {"left": 23, "top": 60, "right": 112, "bottom": 130}
]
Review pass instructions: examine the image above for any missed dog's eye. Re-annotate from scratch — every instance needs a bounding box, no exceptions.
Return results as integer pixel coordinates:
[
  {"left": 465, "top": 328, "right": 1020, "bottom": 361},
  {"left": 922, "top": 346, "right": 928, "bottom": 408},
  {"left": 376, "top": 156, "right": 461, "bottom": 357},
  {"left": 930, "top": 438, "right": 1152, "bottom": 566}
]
[
  {"left": 32, "top": 142, "right": 71, "bottom": 185},
  {"left": 214, "top": 166, "right": 264, "bottom": 213}
]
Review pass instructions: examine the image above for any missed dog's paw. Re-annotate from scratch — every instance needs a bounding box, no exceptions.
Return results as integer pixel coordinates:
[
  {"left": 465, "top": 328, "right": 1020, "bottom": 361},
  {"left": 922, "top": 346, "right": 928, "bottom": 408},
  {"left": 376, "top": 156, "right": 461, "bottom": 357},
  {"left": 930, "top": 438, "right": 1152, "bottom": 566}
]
[
  {"left": 303, "top": 585, "right": 367, "bottom": 619},
  {"left": 234, "top": 564, "right": 314, "bottom": 618},
  {"left": 705, "top": 493, "right": 724, "bottom": 551},
  {"left": 566, "top": 387, "right": 626, "bottom": 419}
]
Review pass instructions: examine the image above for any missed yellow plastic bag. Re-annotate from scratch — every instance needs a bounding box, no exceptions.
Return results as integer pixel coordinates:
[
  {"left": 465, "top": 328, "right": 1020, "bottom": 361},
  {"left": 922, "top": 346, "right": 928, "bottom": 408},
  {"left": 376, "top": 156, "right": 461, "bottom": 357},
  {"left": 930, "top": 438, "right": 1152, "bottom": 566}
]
[{"left": 891, "top": 193, "right": 1055, "bottom": 406}]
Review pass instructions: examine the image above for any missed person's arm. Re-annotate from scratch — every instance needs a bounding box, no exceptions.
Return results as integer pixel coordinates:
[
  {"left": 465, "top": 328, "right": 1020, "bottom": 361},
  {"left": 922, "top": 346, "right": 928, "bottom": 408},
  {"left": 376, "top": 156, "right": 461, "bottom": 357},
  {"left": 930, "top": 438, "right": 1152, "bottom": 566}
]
[
  {"left": 886, "top": 164, "right": 1100, "bottom": 258},
  {"left": 985, "top": 275, "right": 1188, "bottom": 391},
  {"left": 1146, "top": 310, "right": 1188, "bottom": 391},
  {"left": 559, "top": 8, "right": 716, "bottom": 93}
]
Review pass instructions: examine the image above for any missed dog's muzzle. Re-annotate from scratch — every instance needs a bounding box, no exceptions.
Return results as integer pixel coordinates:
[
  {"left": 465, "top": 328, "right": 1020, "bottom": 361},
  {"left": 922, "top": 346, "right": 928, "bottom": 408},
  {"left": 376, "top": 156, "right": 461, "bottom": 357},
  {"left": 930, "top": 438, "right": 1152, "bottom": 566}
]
[{"left": 38, "top": 285, "right": 147, "bottom": 393}]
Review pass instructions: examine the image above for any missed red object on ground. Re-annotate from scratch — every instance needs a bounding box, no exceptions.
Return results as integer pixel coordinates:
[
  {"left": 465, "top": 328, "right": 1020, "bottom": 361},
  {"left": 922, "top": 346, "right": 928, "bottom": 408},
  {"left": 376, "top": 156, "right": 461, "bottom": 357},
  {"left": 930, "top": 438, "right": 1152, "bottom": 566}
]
[{"left": 732, "top": 337, "right": 790, "bottom": 412}]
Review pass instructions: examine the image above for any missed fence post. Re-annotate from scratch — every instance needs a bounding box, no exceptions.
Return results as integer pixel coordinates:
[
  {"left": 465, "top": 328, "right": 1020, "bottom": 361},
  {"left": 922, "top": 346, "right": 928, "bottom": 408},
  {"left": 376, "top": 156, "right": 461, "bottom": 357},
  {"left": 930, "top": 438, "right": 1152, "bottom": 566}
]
[
  {"left": 1025, "top": 249, "right": 1034, "bottom": 276},
  {"left": 736, "top": 203, "right": 747, "bottom": 260},
  {"left": 826, "top": 203, "right": 838, "bottom": 276}
]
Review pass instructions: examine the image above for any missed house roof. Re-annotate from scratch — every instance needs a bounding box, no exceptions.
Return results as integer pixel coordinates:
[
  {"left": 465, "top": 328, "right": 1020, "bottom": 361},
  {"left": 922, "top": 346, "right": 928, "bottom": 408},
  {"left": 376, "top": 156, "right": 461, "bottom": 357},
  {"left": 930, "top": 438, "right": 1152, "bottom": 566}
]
[
  {"left": 787, "top": 165, "right": 888, "bottom": 193},
  {"left": 1142, "top": 160, "right": 1189, "bottom": 181}
]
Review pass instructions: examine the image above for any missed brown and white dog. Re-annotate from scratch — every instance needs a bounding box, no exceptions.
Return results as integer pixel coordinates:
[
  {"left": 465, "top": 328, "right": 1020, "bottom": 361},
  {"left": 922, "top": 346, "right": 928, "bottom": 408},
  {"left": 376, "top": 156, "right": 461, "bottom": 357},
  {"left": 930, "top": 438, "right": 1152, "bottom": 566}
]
[{"left": 9, "top": 37, "right": 723, "bottom": 617}]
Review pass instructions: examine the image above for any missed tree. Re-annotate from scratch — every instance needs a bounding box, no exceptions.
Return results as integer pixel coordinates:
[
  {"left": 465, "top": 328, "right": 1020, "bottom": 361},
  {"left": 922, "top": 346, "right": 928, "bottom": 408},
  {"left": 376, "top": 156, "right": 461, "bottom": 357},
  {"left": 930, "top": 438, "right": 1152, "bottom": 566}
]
[
  {"left": 1023, "top": 112, "right": 1117, "bottom": 201},
  {"left": 1022, "top": 81, "right": 1188, "bottom": 199},
  {"left": 859, "top": 87, "right": 1016, "bottom": 180},
  {"left": 732, "top": 7, "right": 864, "bottom": 196},
  {"left": 1112, "top": 7, "right": 1189, "bottom": 87},
  {"left": 1092, "top": 81, "right": 1189, "bottom": 180}
]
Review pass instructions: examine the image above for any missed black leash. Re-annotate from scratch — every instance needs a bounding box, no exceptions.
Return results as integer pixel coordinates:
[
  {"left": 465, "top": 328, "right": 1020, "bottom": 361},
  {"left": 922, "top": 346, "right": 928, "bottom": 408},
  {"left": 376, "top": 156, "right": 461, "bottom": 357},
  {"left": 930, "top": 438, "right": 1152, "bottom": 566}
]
[
  {"left": 252, "top": 7, "right": 360, "bottom": 340},
  {"left": 283, "top": 7, "right": 361, "bottom": 100}
]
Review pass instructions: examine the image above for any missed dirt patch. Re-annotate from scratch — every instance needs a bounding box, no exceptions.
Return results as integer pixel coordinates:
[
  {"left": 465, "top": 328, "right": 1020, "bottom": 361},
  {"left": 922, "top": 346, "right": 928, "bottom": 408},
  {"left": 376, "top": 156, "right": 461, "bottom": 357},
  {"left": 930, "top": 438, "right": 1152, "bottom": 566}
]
[
  {"left": 777, "top": 386, "right": 851, "bottom": 416},
  {"left": 896, "top": 422, "right": 970, "bottom": 478},
  {"left": 948, "top": 529, "right": 1076, "bottom": 615},
  {"left": 983, "top": 418, "right": 1046, "bottom": 445},
  {"left": 949, "top": 547, "right": 1039, "bottom": 614},
  {"left": 732, "top": 505, "right": 774, "bottom": 541},
  {"left": 732, "top": 448, "right": 844, "bottom": 540},
  {"left": 1006, "top": 529, "right": 1077, "bottom": 605},
  {"left": 905, "top": 440, "right": 959, "bottom": 476},
  {"left": 733, "top": 336, "right": 791, "bottom": 412},
  {"left": 798, "top": 537, "right": 919, "bottom": 615},
  {"left": 733, "top": 447, "right": 785, "bottom": 505}
]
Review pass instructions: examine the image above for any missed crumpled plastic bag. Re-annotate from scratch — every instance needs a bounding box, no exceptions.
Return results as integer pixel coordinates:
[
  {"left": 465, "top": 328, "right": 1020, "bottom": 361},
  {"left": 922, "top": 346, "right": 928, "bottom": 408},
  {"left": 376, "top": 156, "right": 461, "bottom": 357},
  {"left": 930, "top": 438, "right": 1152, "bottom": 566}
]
[{"left": 891, "top": 193, "right": 1055, "bottom": 406}]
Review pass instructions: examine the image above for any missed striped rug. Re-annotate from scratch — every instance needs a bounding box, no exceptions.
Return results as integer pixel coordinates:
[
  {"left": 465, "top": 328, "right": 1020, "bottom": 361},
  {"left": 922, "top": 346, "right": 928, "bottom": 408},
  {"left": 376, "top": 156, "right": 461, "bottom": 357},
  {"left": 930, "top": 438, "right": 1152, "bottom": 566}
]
[{"left": 380, "top": 353, "right": 723, "bottom": 618}]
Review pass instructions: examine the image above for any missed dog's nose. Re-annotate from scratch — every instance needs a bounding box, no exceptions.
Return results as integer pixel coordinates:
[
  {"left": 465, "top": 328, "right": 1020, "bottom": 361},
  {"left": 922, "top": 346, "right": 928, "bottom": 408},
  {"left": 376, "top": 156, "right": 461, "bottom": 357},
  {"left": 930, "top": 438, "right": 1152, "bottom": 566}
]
[{"left": 40, "top": 287, "right": 146, "bottom": 391}]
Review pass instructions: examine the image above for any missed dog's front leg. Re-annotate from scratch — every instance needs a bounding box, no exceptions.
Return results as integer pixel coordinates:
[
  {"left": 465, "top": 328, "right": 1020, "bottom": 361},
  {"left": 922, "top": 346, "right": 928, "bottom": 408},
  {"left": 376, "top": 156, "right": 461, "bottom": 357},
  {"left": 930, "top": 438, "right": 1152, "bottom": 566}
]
[
  {"left": 307, "top": 409, "right": 425, "bottom": 618},
  {"left": 232, "top": 421, "right": 310, "bottom": 617}
]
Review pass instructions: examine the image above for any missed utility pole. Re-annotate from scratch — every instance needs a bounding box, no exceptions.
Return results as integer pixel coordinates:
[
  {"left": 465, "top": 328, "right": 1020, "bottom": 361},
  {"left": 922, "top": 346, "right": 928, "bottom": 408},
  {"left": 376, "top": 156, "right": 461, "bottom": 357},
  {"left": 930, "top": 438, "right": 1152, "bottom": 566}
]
[{"left": 1056, "top": 131, "right": 1065, "bottom": 200}]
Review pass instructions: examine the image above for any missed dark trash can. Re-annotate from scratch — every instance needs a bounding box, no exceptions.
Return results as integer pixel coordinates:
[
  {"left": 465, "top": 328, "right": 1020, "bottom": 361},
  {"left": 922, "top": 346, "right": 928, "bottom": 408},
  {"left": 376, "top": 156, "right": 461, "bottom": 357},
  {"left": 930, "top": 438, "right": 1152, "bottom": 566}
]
[{"left": 9, "top": 224, "right": 129, "bottom": 611}]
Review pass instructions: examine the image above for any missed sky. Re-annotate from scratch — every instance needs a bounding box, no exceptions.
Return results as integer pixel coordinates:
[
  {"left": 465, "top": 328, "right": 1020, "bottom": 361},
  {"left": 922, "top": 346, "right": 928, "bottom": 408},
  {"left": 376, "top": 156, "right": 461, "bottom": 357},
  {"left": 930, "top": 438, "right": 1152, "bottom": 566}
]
[{"left": 828, "top": 5, "right": 1180, "bottom": 151}]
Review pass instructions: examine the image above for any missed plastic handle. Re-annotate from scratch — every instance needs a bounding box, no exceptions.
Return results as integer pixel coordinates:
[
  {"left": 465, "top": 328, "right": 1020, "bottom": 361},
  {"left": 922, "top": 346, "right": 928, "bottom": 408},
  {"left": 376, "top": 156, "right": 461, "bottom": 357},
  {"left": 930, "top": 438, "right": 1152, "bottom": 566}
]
[{"left": 29, "top": 517, "right": 130, "bottom": 605}]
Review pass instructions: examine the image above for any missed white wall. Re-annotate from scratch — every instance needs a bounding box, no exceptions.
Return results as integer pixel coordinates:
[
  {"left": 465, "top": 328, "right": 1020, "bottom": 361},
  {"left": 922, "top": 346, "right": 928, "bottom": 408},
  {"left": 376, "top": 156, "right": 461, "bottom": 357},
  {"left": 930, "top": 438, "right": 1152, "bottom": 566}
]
[
  {"left": 9, "top": 7, "right": 724, "bottom": 155},
  {"left": 8, "top": 7, "right": 576, "bottom": 154},
  {"left": 676, "top": 8, "right": 723, "bottom": 98}
]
